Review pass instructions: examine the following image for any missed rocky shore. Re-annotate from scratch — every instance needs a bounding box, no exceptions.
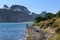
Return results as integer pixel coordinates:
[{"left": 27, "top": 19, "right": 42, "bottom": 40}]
[{"left": 25, "top": 18, "right": 60, "bottom": 40}]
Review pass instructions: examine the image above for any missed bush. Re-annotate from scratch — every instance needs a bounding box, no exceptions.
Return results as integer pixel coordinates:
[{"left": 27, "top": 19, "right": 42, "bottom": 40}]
[
  {"left": 34, "top": 16, "right": 43, "bottom": 23},
  {"left": 56, "top": 28, "right": 60, "bottom": 33},
  {"left": 44, "top": 13, "right": 55, "bottom": 20},
  {"left": 56, "top": 10, "right": 60, "bottom": 17}
]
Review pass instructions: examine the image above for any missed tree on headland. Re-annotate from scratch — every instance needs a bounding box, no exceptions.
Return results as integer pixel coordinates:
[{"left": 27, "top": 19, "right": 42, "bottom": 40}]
[
  {"left": 34, "top": 16, "right": 43, "bottom": 23},
  {"left": 4, "top": 5, "right": 9, "bottom": 9},
  {"left": 34, "top": 13, "right": 55, "bottom": 23},
  {"left": 10, "top": 5, "right": 27, "bottom": 10},
  {"left": 44, "top": 13, "right": 55, "bottom": 20},
  {"left": 10, "top": 5, "right": 20, "bottom": 10},
  {"left": 9, "top": 5, "right": 30, "bottom": 13}
]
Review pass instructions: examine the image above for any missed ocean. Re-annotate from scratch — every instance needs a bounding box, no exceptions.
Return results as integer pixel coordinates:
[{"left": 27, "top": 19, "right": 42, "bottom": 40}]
[{"left": 0, "top": 22, "right": 33, "bottom": 40}]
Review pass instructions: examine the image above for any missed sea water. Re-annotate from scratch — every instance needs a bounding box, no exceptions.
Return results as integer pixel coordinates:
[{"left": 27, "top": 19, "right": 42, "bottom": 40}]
[{"left": 0, "top": 22, "right": 33, "bottom": 40}]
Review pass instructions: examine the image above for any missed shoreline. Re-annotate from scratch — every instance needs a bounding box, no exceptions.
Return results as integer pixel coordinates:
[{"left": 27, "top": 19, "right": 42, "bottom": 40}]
[{"left": 0, "top": 22, "right": 33, "bottom": 24}]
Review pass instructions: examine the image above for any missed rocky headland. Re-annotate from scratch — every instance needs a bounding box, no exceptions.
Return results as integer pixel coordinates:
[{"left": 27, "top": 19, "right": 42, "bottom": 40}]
[{"left": 25, "top": 17, "right": 60, "bottom": 40}]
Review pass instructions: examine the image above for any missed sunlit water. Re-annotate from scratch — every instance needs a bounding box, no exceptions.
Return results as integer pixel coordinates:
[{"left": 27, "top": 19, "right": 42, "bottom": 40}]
[{"left": 0, "top": 22, "right": 33, "bottom": 40}]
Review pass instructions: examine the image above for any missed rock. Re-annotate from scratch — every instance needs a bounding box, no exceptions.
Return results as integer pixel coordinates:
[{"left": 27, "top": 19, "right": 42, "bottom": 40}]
[{"left": 25, "top": 26, "right": 46, "bottom": 40}]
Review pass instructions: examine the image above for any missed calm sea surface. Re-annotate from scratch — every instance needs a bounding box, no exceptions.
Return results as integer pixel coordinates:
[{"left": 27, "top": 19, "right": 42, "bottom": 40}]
[{"left": 0, "top": 22, "right": 33, "bottom": 40}]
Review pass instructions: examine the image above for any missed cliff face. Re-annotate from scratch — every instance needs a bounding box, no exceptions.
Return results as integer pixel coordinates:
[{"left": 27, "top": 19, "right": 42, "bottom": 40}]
[
  {"left": 0, "top": 9, "right": 38, "bottom": 22},
  {"left": 0, "top": 9, "right": 31, "bottom": 22},
  {"left": 25, "top": 18, "right": 60, "bottom": 40}
]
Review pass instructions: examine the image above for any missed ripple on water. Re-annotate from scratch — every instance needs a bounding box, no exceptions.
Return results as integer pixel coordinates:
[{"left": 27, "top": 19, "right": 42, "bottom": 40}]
[{"left": 0, "top": 22, "right": 33, "bottom": 40}]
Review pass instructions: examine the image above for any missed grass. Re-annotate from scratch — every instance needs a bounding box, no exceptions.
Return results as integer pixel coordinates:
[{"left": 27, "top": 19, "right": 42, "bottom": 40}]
[{"left": 52, "top": 34, "right": 60, "bottom": 40}]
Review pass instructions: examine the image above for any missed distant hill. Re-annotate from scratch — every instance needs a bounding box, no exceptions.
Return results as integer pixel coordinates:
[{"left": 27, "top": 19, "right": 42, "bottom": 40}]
[
  {"left": 40, "top": 11, "right": 47, "bottom": 17},
  {"left": 0, "top": 5, "right": 46, "bottom": 22}
]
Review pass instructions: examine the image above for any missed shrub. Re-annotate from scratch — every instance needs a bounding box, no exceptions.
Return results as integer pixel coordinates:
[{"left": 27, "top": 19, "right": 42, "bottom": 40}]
[
  {"left": 56, "top": 10, "right": 60, "bottom": 17},
  {"left": 44, "top": 13, "right": 55, "bottom": 20},
  {"left": 56, "top": 28, "right": 60, "bottom": 33},
  {"left": 34, "top": 16, "right": 43, "bottom": 23}
]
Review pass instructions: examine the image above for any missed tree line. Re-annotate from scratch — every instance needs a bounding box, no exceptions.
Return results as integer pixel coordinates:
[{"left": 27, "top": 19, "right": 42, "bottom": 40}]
[{"left": 35, "top": 10, "right": 60, "bottom": 23}]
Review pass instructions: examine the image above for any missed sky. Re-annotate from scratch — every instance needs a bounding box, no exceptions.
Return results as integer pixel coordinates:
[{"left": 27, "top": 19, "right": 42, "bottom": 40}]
[{"left": 0, "top": 0, "right": 60, "bottom": 14}]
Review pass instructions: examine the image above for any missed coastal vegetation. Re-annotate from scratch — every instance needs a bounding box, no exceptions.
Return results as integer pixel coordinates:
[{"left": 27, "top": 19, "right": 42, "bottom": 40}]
[
  {"left": 34, "top": 10, "right": 60, "bottom": 23},
  {"left": 25, "top": 10, "right": 60, "bottom": 40}
]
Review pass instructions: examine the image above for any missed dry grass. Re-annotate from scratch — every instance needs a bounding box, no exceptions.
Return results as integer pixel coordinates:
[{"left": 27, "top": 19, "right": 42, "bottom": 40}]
[
  {"left": 52, "top": 34, "right": 60, "bottom": 40},
  {"left": 32, "top": 17, "right": 60, "bottom": 40}
]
